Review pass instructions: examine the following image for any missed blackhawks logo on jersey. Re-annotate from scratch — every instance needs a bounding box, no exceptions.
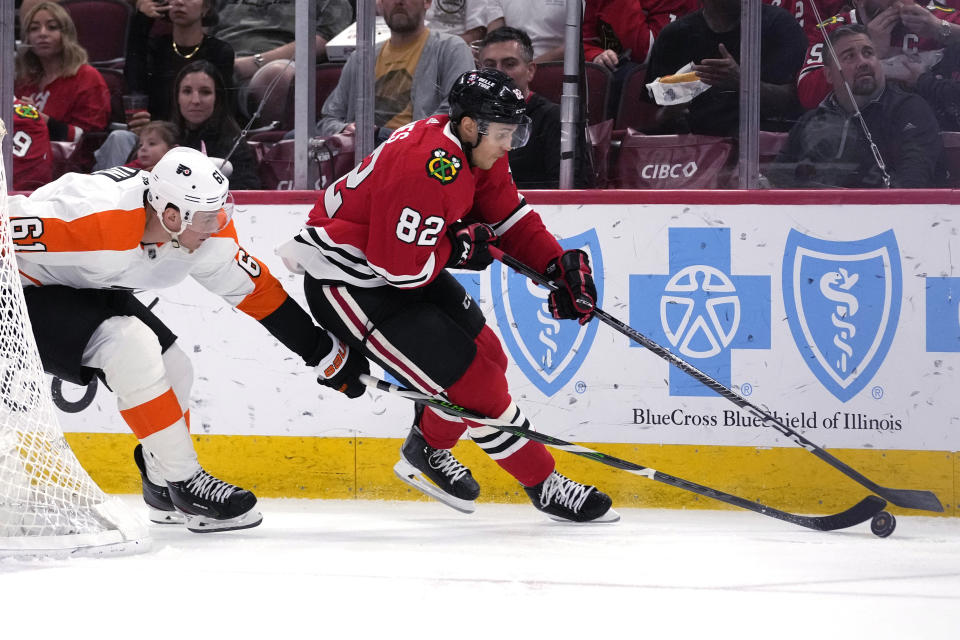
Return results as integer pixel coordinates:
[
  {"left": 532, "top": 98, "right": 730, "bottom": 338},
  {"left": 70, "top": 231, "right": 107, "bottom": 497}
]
[
  {"left": 426, "top": 148, "right": 462, "bottom": 184},
  {"left": 14, "top": 103, "right": 40, "bottom": 120}
]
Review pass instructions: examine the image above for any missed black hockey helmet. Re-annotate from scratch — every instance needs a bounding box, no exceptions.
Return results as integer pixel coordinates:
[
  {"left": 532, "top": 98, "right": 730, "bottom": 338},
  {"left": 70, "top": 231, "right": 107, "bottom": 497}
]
[{"left": 449, "top": 69, "right": 531, "bottom": 149}]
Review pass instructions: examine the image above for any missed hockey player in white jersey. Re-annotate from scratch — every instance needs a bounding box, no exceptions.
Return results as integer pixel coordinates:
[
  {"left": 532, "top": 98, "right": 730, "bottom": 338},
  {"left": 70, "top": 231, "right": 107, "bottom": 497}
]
[{"left": 9, "top": 147, "right": 368, "bottom": 532}]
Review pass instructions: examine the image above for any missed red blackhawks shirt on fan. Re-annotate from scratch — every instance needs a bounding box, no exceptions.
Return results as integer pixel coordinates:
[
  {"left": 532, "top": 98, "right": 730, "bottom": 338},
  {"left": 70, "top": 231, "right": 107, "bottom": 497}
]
[{"left": 11, "top": 102, "right": 52, "bottom": 191}]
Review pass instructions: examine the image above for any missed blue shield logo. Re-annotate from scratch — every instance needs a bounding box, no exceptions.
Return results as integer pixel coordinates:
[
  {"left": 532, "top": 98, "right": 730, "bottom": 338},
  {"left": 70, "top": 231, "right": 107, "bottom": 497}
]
[
  {"left": 782, "top": 229, "right": 902, "bottom": 402},
  {"left": 492, "top": 231, "right": 603, "bottom": 396}
]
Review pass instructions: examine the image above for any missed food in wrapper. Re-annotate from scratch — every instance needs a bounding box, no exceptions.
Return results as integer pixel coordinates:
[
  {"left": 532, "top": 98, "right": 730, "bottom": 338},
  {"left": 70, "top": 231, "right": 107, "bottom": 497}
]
[
  {"left": 646, "top": 63, "right": 710, "bottom": 106},
  {"left": 660, "top": 71, "right": 700, "bottom": 84}
]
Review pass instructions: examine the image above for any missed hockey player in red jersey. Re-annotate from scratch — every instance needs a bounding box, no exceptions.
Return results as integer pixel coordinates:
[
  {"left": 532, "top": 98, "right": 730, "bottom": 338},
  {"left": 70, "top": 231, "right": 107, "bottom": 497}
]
[
  {"left": 10, "top": 147, "right": 368, "bottom": 533},
  {"left": 280, "top": 69, "right": 619, "bottom": 523}
]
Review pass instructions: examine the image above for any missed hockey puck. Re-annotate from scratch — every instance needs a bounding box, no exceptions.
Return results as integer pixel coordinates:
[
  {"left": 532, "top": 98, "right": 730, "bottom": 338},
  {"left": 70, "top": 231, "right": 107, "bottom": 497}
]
[{"left": 870, "top": 511, "right": 896, "bottom": 538}]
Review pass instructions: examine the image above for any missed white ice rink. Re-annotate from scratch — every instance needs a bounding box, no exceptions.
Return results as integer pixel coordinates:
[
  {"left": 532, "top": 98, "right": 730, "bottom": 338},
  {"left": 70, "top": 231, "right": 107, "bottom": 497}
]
[{"left": 1, "top": 497, "right": 958, "bottom": 640}]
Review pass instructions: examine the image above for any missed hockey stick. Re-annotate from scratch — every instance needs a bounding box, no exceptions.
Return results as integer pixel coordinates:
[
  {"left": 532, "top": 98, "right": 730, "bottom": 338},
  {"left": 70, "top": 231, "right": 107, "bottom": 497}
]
[
  {"left": 490, "top": 246, "right": 943, "bottom": 513},
  {"left": 360, "top": 374, "right": 885, "bottom": 532}
]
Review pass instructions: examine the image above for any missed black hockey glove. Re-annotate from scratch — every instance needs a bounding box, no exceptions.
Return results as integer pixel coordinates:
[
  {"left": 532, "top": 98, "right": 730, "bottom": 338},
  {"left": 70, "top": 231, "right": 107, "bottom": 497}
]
[
  {"left": 315, "top": 334, "right": 369, "bottom": 399},
  {"left": 445, "top": 221, "right": 498, "bottom": 271},
  {"left": 545, "top": 249, "right": 596, "bottom": 325}
]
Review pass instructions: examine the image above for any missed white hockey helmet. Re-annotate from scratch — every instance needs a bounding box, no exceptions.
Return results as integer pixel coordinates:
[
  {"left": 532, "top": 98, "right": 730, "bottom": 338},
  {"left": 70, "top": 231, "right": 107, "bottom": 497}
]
[{"left": 147, "top": 147, "right": 232, "bottom": 234}]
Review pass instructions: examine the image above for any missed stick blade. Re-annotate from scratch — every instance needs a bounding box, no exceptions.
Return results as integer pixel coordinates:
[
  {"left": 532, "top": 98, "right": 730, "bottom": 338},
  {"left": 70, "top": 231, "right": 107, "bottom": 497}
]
[
  {"left": 804, "top": 495, "right": 887, "bottom": 531},
  {"left": 878, "top": 488, "right": 943, "bottom": 513}
]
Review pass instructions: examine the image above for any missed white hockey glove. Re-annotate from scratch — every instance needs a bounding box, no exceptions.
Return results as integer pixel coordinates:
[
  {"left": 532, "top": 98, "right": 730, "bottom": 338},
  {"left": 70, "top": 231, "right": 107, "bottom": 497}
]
[{"left": 315, "top": 334, "right": 369, "bottom": 399}]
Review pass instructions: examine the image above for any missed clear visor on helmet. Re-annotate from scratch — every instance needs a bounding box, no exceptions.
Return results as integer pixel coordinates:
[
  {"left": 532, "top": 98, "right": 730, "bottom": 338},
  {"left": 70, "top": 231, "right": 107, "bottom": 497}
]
[
  {"left": 478, "top": 116, "right": 532, "bottom": 150},
  {"left": 183, "top": 193, "right": 234, "bottom": 234}
]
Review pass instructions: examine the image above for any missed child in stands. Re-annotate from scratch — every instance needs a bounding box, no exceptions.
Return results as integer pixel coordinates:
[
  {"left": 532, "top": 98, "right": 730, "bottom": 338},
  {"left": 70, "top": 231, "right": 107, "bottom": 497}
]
[{"left": 128, "top": 121, "right": 179, "bottom": 171}]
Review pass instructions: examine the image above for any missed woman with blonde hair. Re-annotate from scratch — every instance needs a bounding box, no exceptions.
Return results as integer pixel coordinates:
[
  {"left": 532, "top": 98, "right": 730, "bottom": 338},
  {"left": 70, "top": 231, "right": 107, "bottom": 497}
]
[{"left": 15, "top": 1, "right": 110, "bottom": 144}]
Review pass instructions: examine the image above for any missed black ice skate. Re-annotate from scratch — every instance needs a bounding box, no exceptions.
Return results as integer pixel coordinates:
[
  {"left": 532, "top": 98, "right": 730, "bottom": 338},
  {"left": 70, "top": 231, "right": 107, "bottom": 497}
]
[
  {"left": 394, "top": 426, "right": 480, "bottom": 514},
  {"left": 167, "top": 468, "right": 262, "bottom": 533},
  {"left": 524, "top": 471, "right": 620, "bottom": 523},
  {"left": 133, "top": 444, "right": 185, "bottom": 525}
]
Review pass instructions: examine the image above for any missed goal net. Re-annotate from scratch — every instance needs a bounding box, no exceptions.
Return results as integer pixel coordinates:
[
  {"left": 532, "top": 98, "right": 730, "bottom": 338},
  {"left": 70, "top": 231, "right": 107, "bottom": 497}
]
[{"left": 0, "top": 120, "right": 150, "bottom": 557}]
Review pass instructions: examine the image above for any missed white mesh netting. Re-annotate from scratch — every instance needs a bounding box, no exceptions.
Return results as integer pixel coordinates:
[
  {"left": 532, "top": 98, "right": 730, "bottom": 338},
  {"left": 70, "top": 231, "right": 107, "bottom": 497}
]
[{"left": 0, "top": 120, "right": 149, "bottom": 556}]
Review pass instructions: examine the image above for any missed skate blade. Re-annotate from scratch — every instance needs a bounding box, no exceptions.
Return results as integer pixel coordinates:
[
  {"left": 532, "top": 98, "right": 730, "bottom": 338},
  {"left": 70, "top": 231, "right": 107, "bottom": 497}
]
[
  {"left": 147, "top": 506, "right": 186, "bottom": 525},
  {"left": 547, "top": 507, "right": 621, "bottom": 524},
  {"left": 393, "top": 459, "right": 476, "bottom": 514},
  {"left": 183, "top": 509, "right": 263, "bottom": 533}
]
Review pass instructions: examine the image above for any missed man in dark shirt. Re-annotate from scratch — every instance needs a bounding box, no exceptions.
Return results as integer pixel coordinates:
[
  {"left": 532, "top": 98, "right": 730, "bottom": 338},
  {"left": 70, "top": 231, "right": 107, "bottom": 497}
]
[
  {"left": 642, "top": 0, "right": 807, "bottom": 136},
  {"left": 477, "top": 26, "right": 590, "bottom": 188},
  {"left": 768, "top": 25, "right": 943, "bottom": 188}
]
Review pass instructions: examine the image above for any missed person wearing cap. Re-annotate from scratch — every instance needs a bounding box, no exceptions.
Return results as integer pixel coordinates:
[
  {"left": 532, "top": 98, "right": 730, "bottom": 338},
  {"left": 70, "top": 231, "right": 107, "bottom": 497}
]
[{"left": 8, "top": 146, "right": 368, "bottom": 533}]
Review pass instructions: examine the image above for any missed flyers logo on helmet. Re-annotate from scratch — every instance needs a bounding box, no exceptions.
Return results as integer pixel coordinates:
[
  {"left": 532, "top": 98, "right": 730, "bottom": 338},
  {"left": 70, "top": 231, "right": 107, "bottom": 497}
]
[
  {"left": 426, "top": 148, "right": 462, "bottom": 184},
  {"left": 176, "top": 163, "right": 192, "bottom": 176}
]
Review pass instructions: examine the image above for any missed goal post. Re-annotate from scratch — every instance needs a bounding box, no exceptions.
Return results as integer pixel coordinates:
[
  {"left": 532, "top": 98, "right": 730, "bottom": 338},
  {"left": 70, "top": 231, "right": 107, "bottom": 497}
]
[{"left": 0, "top": 119, "right": 150, "bottom": 557}]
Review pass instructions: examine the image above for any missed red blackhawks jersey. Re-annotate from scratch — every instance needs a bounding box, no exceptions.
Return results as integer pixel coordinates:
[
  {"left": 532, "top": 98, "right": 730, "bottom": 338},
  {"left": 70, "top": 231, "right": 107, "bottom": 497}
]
[
  {"left": 11, "top": 102, "right": 52, "bottom": 191},
  {"left": 14, "top": 64, "right": 110, "bottom": 143},
  {"left": 762, "top": 0, "right": 846, "bottom": 43},
  {"left": 9, "top": 166, "right": 289, "bottom": 322},
  {"left": 797, "top": 3, "right": 960, "bottom": 109},
  {"left": 279, "top": 114, "right": 563, "bottom": 289}
]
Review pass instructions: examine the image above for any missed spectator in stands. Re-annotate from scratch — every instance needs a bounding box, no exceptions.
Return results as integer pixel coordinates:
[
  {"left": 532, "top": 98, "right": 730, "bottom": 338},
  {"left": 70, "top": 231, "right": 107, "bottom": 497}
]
[
  {"left": 317, "top": 0, "right": 474, "bottom": 140},
  {"left": 172, "top": 60, "right": 261, "bottom": 189},
  {"left": 583, "top": 0, "right": 696, "bottom": 120},
  {"left": 583, "top": 0, "right": 696, "bottom": 69},
  {"left": 641, "top": 0, "right": 806, "bottom": 136},
  {"left": 478, "top": 26, "right": 589, "bottom": 188},
  {"left": 886, "top": 41, "right": 960, "bottom": 131},
  {"left": 212, "top": 0, "right": 353, "bottom": 85},
  {"left": 127, "top": 120, "right": 179, "bottom": 171},
  {"left": 768, "top": 25, "right": 943, "bottom": 189},
  {"left": 14, "top": 2, "right": 110, "bottom": 145},
  {"left": 426, "top": 0, "right": 487, "bottom": 44},
  {"left": 797, "top": 0, "right": 960, "bottom": 110},
  {"left": 483, "top": 0, "right": 566, "bottom": 63},
  {"left": 125, "top": 0, "right": 234, "bottom": 125}
]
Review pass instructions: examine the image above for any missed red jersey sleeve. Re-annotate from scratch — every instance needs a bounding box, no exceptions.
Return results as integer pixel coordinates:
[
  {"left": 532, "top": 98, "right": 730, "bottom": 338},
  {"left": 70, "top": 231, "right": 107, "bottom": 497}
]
[{"left": 470, "top": 156, "right": 562, "bottom": 273}]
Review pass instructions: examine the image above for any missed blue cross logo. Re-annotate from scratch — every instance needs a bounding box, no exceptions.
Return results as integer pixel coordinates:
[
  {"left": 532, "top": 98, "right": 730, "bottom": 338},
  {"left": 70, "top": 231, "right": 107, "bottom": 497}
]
[
  {"left": 926, "top": 277, "right": 960, "bottom": 352},
  {"left": 629, "top": 228, "right": 770, "bottom": 396}
]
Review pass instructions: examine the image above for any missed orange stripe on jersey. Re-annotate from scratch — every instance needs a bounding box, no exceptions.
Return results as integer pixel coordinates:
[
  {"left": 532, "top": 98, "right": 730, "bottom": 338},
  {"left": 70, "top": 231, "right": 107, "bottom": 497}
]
[
  {"left": 235, "top": 251, "right": 290, "bottom": 320},
  {"left": 119, "top": 388, "right": 184, "bottom": 439},
  {"left": 212, "top": 220, "right": 288, "bottom": 319},
  {"left": 13, "top": 208, "right": 146, "bottom": 253}
]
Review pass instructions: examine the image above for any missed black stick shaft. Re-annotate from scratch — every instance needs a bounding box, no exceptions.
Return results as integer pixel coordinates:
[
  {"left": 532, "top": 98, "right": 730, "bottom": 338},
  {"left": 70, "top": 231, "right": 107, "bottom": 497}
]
[
  {"left": 489, "top": 246, "right": 942, "bottom": 513},
  {"left": 360, "top": 375, "right": 885, "bottom": 532}
]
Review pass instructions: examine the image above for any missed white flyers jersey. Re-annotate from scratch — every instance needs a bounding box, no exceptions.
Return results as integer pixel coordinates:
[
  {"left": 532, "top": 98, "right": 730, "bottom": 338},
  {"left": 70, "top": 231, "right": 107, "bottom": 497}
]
[{"left": 10, "top": 167, "right": 289, "bottom": 321}]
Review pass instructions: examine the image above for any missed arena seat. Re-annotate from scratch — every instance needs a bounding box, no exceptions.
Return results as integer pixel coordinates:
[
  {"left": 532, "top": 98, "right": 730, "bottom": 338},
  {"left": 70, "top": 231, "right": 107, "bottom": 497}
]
[
  {"left": 247, "top": 60, "right": 297, "bottom": 134},
  {"left": 247, "top": 61, "right": 345, "bottom": 139},
  {"left": 529, "top": 61, "right": 612, "bottom": 125},
  {"left": 316, "top": 62, "right": 345, "bottom": 114},
  {"left": 614, "top": 65, "right": 658, "bottom": 132},
  {"left": 61, "top": 0, "right": 133, "bottom": 69},
  {"left": 96, "top": 67, "right": 128, "bottom": 126},
  {"left": 759, "top": 131, "right": 790, "bottom": 165},
  {"left": 257, "top": 135, "right": 355, "bottom": 190},
  {"left": 612, "top": 130, "right": 736, "bottom": 189}
]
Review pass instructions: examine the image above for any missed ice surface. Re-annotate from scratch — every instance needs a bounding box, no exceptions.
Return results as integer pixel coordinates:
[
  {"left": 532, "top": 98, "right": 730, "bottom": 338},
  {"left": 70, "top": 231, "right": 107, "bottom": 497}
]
[{"left": 1, "top": 497, "right": 958, "bottom": 639}]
